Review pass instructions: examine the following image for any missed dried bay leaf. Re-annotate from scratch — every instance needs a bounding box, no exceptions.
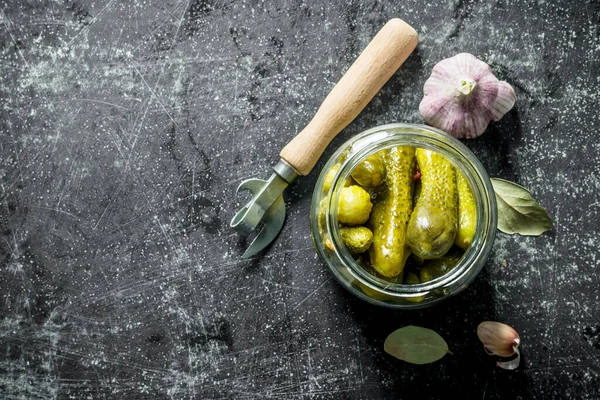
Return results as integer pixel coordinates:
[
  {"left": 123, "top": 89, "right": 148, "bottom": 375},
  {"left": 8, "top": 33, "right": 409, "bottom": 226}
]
[
  {"left": 384, "top": 326, "right": 451, "bottom": 365},
  {"left": 491, "top": 178, "right": 553, "bottom": 236}
]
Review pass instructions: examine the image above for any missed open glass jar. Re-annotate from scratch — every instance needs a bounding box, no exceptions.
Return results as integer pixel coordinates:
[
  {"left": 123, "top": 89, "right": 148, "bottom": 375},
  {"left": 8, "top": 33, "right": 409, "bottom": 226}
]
[{"left": 310, "top": 123, "right": 497, "bottom": 309}]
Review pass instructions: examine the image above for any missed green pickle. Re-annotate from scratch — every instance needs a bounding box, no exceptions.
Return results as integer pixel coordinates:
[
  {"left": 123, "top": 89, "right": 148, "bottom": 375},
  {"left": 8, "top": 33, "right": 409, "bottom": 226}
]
[
  {"left": 419, "top": 250, "right": 463, "bottom": 283},
  {"left": 368, "top": 147, "right": 416, "bottom": 278},
  {"left": 356, "top": 257, "right": 402, "bottom": 301},
  {"left": 337, "top": 185, "right": 373, "bottom": 225},
  {"left": 324, "top": 143, "right": 474, "bottom": 293},
  {"left": 455, "top": 172, "right": 477, "bottom": 249},
  {"left": 407, "top": 149, "right": 458, "bottom": 259},
  {"left": 403, "top": 272, "right": 425, "bottom": 303},
  {"left": 340, "top": 226, "right": 373, "bottom": 254},
  {"left": 351, "top": 153, "right": 386, "bottom": 187},
  {"left": 322, "top": 164, "right": 354, "bottom": 192}
]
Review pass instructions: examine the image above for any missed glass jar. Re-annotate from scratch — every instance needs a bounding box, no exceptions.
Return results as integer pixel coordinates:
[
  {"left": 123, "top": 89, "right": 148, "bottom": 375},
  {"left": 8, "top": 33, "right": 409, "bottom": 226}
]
[{"left": 310, "top": 123, "right": 497, "bottom": 309}]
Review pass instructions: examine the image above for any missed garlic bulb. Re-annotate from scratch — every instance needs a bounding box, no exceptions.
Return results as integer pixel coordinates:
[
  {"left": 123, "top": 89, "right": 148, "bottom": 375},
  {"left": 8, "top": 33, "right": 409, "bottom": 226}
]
[{"left": 419, "top": 53, "right": 516, "bottom": 139}]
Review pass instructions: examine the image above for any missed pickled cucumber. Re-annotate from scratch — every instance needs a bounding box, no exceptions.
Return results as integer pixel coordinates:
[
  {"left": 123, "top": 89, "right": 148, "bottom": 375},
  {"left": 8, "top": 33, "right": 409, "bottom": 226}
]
[
  {"left": 407, "top": 149, "right": 458, "bottom": 259},
  {"left": 368, "top": 147, "right": 416, "bottom": 278},
  {"left": 340, "top": 226, "right": 373, "bottom": 254},
  {"left": 322, "top": 164, "right": 354, "bottom": 192},
  {"left": 355, "top": 257, "right": 401, "bottom": 300},
  {"left": 404, "top": 272, "right": 425, "bottom": 303},
  {"left": 316, "top": 197, "right": 328, "bottom": 232},
  {"left": 404, "top": 272, "right": 420, "bottom": 284},
  {"left": 419, "top": 250, "right": 463, "bottom": 282},
  {"left": 351, "top": 153, "right": 385, "bottom": 187},
  {"left": 337, "top": 185, "right": 373, "bottom": 225},
  {"left": 455, "top": 172, "right": 477, "bottom": 249}
]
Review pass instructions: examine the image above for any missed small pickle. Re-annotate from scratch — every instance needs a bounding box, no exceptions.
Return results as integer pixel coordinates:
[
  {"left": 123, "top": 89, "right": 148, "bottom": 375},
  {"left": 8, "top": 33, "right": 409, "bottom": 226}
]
[
  {"left": 368, "top": 147, "right": 416, "bottom": 278},
  {"left": 455, "top": 171, "right": 477, "bottom": 249},
  {"left": 340, "top": 226, "right": 373, "bottom": 254},
  {"left": 404, "top": 272, "right": 425, "bottom": 303},
  {"left": 322, "top": 164, "right": 354, "bottom": 193},
  {"left": 337, "top": 185, "right": 373, "bottom": 225},
  {"left": 359, "top": 282, "right": 392, "bottom": 301},
  {"left": 407, "top": 149, "right": 458, "bottom": 259},
  {"left": 351, "top": 153, "right": 386, "bottom": 187},
  {"left": 317, "top": 197, "right": 328, "bottom": 232},
  {"left": 419, "top": 251, "right": 463, "bottom": 283},
  {"left": 356, "top": 257, "right": 398, "bottom": 301}
]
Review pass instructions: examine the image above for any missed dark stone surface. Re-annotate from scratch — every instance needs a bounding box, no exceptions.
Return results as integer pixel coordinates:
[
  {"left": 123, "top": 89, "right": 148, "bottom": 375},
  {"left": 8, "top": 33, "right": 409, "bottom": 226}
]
[{"left": 1, "top": 0, "right": 599, "bottom": 398}]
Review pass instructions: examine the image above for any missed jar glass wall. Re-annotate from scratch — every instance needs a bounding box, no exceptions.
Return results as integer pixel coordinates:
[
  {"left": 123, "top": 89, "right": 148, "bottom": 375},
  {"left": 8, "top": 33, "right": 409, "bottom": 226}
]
[{"left": 310, "top": 123, "right": 497, "bottom": 309}]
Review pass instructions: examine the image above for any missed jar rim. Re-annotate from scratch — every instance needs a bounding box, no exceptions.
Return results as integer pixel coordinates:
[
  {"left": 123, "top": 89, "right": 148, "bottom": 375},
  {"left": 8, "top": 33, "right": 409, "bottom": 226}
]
[{"left": 311, "top": 123, "right": 497, "bottom": 308}]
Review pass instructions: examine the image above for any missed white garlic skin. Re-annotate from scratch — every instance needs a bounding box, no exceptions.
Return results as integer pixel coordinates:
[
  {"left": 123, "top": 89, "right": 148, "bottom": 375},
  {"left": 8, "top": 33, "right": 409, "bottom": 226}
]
[{"left": 419, "top": 53, "right": 516, "bottom": 139}]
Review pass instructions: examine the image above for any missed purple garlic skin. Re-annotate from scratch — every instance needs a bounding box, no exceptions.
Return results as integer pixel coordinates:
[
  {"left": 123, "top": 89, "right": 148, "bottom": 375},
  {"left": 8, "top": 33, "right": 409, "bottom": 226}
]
[{"left": 419, "top": 53, "right": 516, "bottom": 139}]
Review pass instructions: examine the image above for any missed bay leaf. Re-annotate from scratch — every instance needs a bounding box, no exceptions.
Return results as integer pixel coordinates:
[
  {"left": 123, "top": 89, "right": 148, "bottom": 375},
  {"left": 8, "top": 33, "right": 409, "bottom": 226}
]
[
  {"left": 491, "top": 178, "right": 553, "bottom": 236},
  {"left": 384, "top": 326, "right": 451, "bottom": 365}
]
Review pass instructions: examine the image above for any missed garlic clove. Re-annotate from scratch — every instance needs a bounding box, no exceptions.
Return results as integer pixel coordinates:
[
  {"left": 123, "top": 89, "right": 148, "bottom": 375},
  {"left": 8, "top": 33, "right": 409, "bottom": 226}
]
[
  {"left": 489, "top": 81, "right": 516, "bottom": 120},
  {"left": 477, "top": 321, "right": 520, "bottom": 358},
  {"left": 496, "top": 346, "right": 521, "bottom": 370},
  {"left": 419, "top": 53, "right": 516, "bottom": 139}
]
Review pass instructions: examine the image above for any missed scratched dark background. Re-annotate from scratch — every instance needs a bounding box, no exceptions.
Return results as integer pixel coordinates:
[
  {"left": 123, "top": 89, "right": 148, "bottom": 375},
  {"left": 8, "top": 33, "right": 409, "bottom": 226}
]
[{"left": 1, "top": 0, "right": 599, "bottom": 399}]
